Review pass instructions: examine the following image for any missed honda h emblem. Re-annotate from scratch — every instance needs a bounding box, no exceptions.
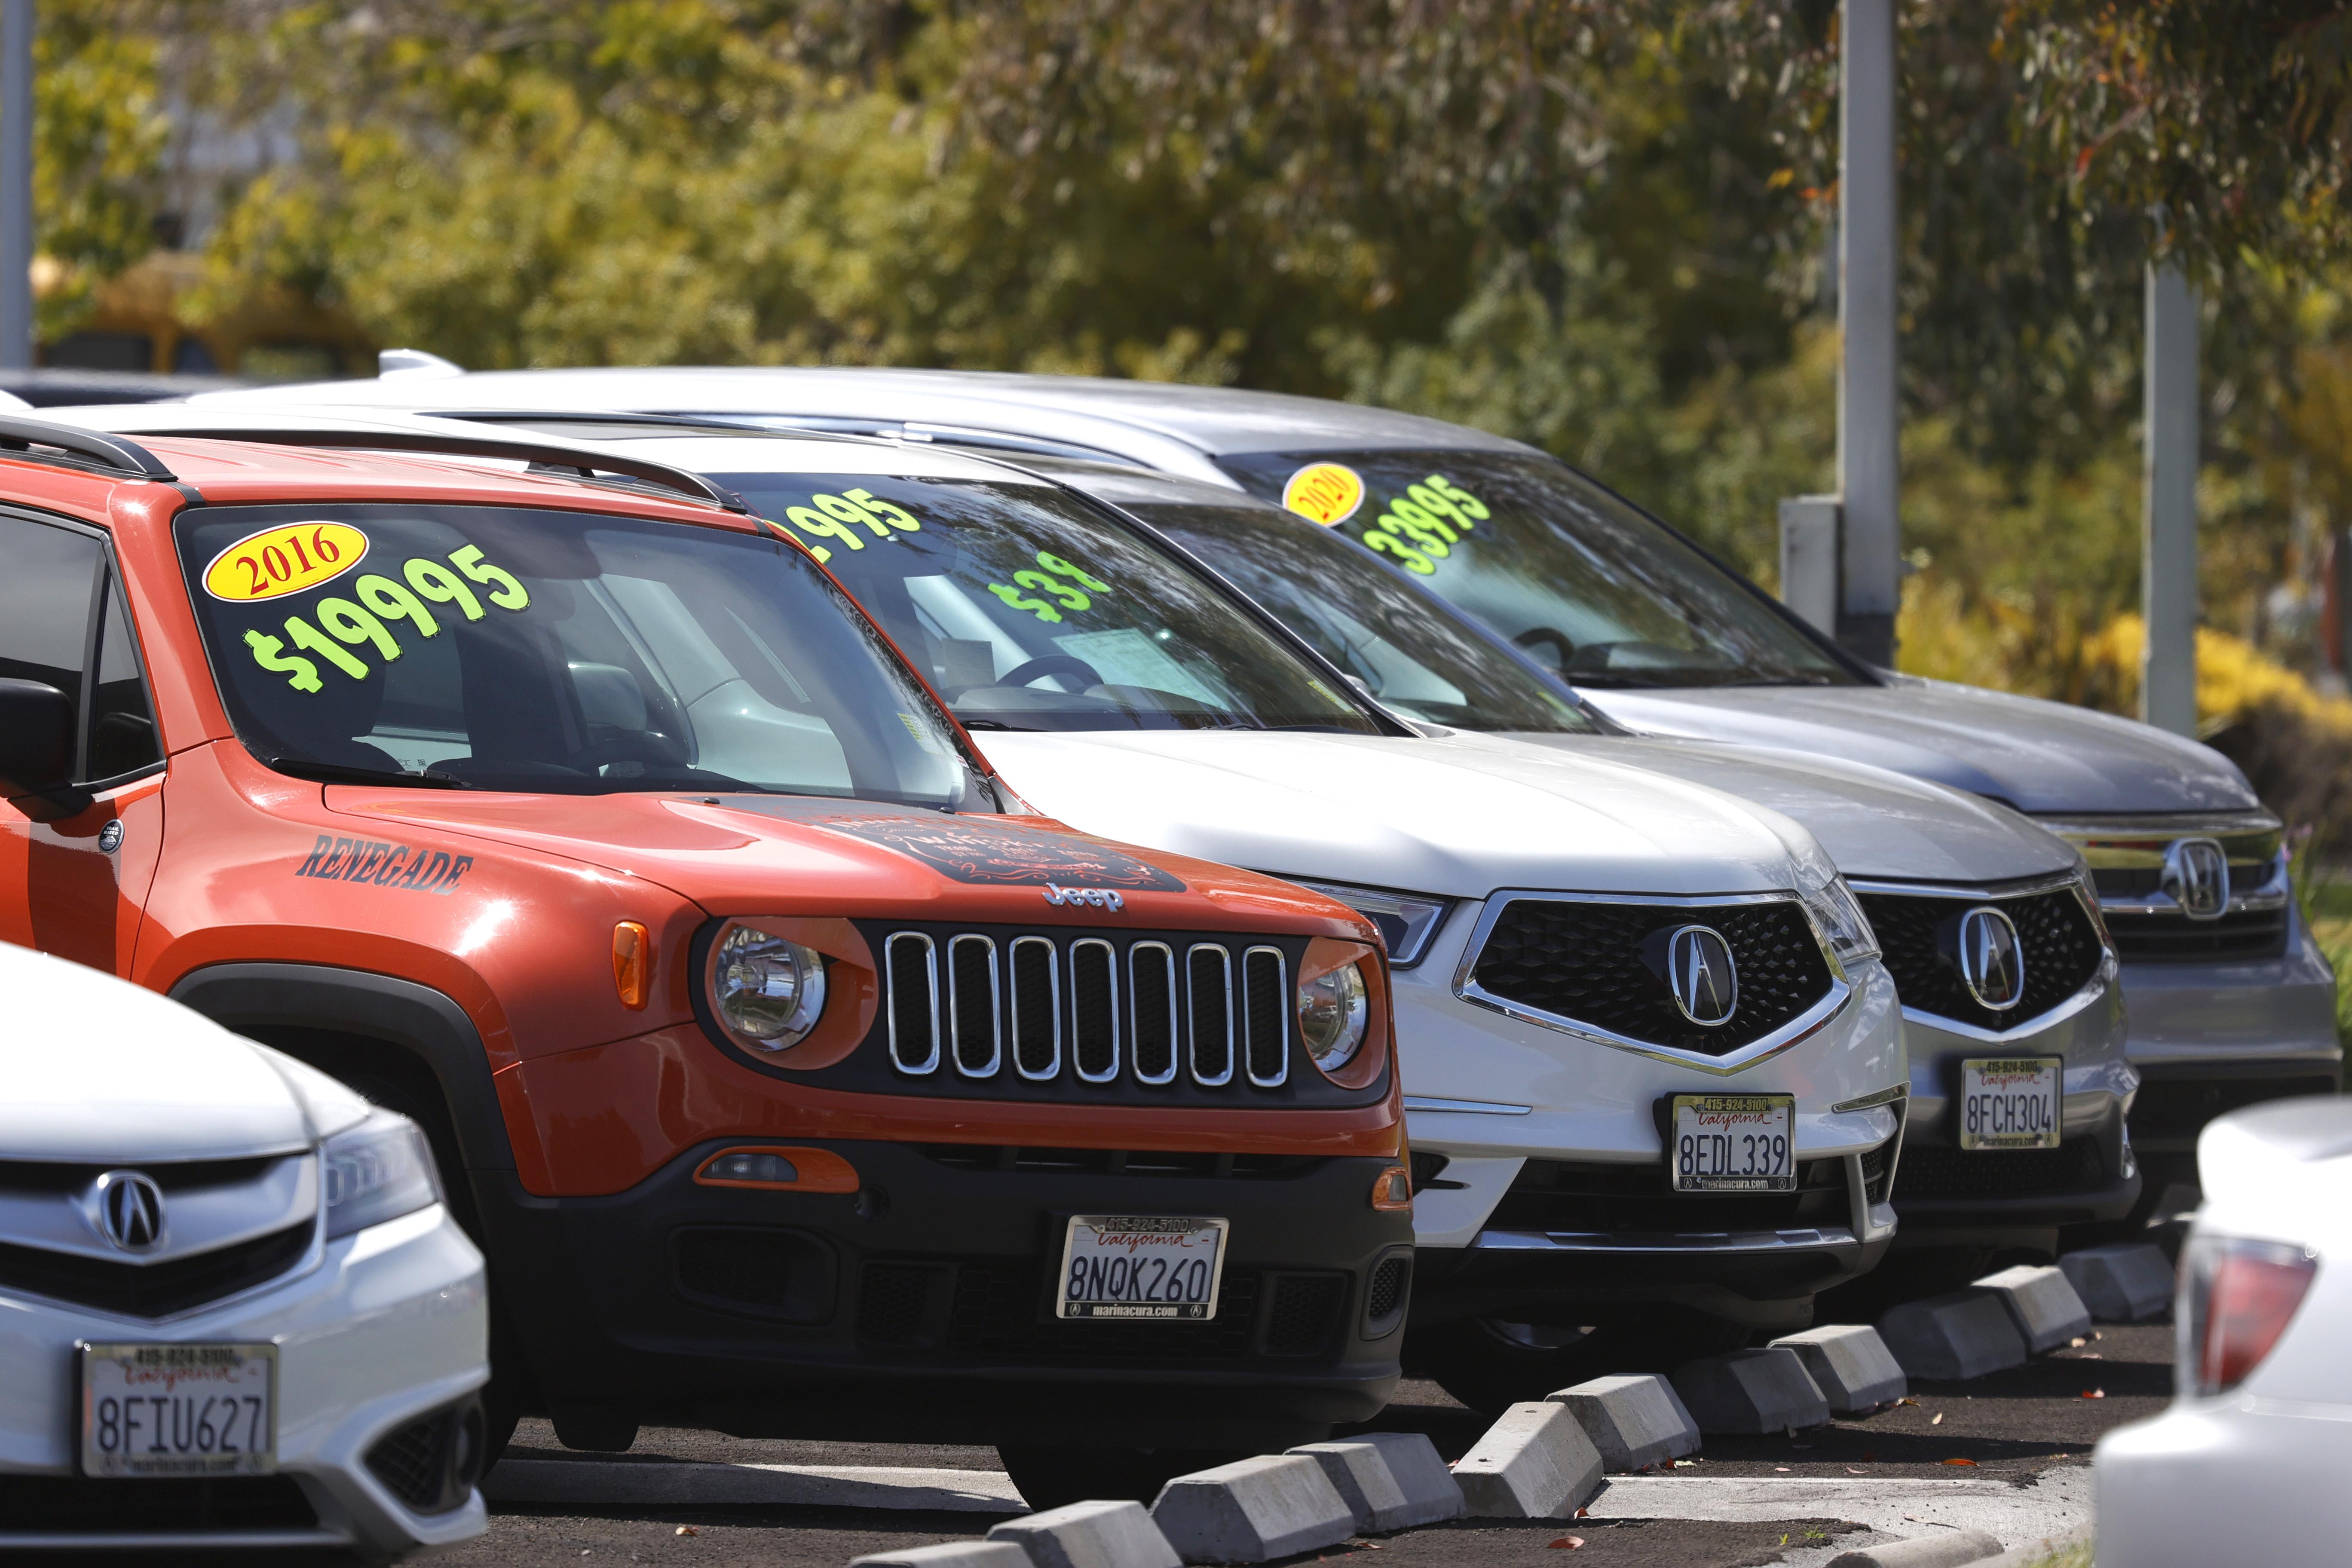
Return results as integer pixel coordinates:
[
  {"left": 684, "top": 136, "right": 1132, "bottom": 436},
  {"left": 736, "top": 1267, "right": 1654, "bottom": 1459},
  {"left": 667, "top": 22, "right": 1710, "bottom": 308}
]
[
  {"left": 1665, "top": 926, "right": 1739, "bottom": 1027},
  {"left": 1957, "top": 906, "right": 2025, "bottom": 1012},
  {"left": 93, "top": 1170, "right": 165, "bottom": 1253},
  {"left": 2162, "top": 838, "right": 2231, "bottom": 921}
]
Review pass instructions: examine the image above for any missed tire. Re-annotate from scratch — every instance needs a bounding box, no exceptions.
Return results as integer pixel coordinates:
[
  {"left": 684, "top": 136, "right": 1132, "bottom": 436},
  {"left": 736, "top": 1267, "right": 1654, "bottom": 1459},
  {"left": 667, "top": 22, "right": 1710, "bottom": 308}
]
[
  {"left": 1414, "top": 1311, "right": 1752, "bottom": 1418},
  {"left": 995, "top": 1446, "right": 1255, "bottom": 1510}
]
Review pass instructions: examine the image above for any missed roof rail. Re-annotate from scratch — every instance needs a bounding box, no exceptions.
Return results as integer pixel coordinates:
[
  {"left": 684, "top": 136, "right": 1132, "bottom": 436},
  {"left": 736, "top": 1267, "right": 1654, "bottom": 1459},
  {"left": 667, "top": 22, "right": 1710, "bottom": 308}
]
[
  {"left": 0, "top": 415, "right": 179, "bottom": 482},
  {"left": 124, "top": 423, "right": 750, "bottom": 513}
]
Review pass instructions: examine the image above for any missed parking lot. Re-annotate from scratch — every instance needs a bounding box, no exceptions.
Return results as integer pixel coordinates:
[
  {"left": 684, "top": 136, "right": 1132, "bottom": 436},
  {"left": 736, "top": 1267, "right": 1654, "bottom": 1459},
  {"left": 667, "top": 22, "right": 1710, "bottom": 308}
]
[{"left": 420, "top": 1320, "right": 2162, "bottom": 1568}]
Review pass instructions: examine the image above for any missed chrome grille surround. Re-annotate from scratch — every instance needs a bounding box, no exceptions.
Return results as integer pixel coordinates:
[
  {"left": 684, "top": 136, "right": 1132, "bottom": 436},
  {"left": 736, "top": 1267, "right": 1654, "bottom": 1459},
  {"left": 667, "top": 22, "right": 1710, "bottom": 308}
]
[
  {"left": 1069, "top": 938, "right": 1121, "bottom": 1082},
  {"left": 1130, "top": 941, "right": 1179, "bottom": 1086},
  {"left": 1009, "top": 936, "right": 1062, "bottom": 1081},
  {"left": 948, "top": 934, "right": 1003, "bottom": 1078},
  {"left": 1453, "top": 889, "right": 1852, "bottom": 1076},
  {"left": 1849, "top": 870, "right": 2118, "bottom": 1042},
  {"left": 1243, "top": 947, "right": 1289, "bottom": 1088},
  {"left": 884, "top": 931, "right": 942, "bottom": 1075},
  {"left": 1186, "top": 944, "right": 1235, "bottom": 1087}
]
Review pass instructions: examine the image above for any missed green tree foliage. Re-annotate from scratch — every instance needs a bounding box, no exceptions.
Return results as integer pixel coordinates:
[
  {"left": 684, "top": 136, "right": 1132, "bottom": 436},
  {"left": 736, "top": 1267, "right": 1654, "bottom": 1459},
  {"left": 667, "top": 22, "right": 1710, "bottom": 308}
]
[{"left": 30, "top": 1, "right": 172, "bottom": 336}]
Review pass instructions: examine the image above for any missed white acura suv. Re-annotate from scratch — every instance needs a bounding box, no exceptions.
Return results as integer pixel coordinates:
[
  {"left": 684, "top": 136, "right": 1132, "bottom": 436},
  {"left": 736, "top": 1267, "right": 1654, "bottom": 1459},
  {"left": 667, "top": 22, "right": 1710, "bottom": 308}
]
[{"left": 0, "top": 940, "right": 488, "bottom": 1556}]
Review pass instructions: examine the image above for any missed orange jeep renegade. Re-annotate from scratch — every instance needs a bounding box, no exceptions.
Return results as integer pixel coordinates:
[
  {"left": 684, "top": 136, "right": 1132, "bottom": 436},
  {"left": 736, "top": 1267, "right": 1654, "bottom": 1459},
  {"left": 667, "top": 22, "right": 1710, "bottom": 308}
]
[{"left": 0, "top": 417, "right": 1412, "bottom": 1504}]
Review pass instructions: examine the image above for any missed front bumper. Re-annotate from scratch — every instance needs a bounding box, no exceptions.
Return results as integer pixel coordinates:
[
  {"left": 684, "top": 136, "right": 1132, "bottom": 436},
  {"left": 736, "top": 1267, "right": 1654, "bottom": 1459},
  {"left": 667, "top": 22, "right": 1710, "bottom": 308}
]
[
  {"left": 2117, "top": 917, "right": 2343, "bottom": 1159},
  {"left": 1395, "top": 912, "right": 1906, "bottom": 1327},
  {"left": 0, "top": 1204, "right": 488, "bottom": 1556},
  {"left": 1893, "top": 972, "right": 2141, "bottom": 1238},
  {"left": 474, "top": 1138, "right": 1412, "bottom": 1451}
]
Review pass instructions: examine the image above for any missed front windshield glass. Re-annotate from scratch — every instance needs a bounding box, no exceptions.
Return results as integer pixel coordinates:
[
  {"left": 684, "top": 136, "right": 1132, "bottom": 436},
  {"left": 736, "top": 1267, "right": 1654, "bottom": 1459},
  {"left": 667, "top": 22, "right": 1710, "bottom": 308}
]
[
  {"left": 710, "top": 472, "right": 1380, "bottom": 735},
  {"left": 175, "top": 502, "right": 990, "bottom": 805},
  {"left": 1216, "top": 449, "right": 1860, "bottom": 689},
  {"left": 1124, "top": 500, "right": 1593, "bottom": 733}
]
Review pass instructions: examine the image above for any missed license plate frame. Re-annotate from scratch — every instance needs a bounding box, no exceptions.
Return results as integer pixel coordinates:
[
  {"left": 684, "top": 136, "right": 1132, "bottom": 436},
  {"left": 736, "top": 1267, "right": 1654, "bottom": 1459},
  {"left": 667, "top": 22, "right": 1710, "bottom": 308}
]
[
  {"left": 1669, "top": 1093, "right": 1798, "bottom": 1193},
  {"left": 78, "top": 1341, "right": 278, "bottom": 1478},
  {"left": 1959, "top": 1057, "right": 2064, "bottom": 1151},
  {"left": 1054, "top": 1215, "right": 1230, "bottom": 1320}
]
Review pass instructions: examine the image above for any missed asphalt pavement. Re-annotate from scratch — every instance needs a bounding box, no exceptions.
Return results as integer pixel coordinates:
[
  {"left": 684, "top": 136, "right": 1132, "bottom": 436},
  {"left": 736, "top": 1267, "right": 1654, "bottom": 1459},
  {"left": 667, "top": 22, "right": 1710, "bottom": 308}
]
[{"left": 431, "top": 1323, "right": 2167, "bottom": 1568}]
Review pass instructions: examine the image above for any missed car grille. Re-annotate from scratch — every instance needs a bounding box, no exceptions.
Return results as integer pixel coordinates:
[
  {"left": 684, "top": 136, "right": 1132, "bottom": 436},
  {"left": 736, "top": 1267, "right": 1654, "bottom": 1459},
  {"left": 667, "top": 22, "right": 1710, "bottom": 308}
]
[
  {"left": 364, "top": 1396, "right": 484, "bottom": 1516},
  {"left": 1486, "top": 1157, "right": 1857, "bottom": 1234},
  {"left": 1892, "top": 1138, "right": 2107, "bottom": 1201},
  {"left": 0, "top": 1474, "right": 317, "bottom": 1533},
  {"left": 2099, "top": 902, "right": 2291, "bottom": 962},
  {"left": 1857, "top": 887, "right": 2105, "bottom": 1030},
  {"left": 856, "top": 924, "right": 1331, "bottom": 1102},
  {"left": 1363, "top": 1255, "right": 1411, "bottom": 1337},
  {"left": 0, "top": 1221, "right": 312, "bottom": 1319},
  {"left": 2128, "top": 1074, "right": 2340, "bottom": 1143},
  {"left": 1467, "top": 898, "right": 1834, "bottom": 1055}
]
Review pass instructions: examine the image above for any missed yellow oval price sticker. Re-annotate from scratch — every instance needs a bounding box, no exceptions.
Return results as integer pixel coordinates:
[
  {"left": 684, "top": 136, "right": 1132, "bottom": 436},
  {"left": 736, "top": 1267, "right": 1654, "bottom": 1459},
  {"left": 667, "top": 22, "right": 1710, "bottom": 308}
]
[
  {"left": 1282, "top": 462, "right": 1366, "bottom": 526},
  {"left": 203, "top": 521, "right": 371, "bottom": 603}
]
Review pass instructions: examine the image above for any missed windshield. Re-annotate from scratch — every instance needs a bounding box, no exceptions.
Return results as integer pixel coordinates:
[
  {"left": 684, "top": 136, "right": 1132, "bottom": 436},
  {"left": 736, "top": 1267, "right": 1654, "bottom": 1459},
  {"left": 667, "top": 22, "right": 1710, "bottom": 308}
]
[
  {"left": 176, "top": 502, "right": 991, "bottom": 805},
  {"left": 1216, "top": 449, "right": 1861, "bottom": 689},
  {"left": 1124, "top": 501, "right": 1594, "bottom": 733},
  {"left": 710, "top": 473, "right": 1381, "bottom": 735}
]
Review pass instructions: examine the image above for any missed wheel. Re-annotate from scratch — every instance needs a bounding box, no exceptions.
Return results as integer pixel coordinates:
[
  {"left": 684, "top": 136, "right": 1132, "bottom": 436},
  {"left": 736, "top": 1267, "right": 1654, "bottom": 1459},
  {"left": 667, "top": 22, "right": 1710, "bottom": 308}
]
[
  {"left": 995, "top": 1445, "right": 1253, "bottom": 1510},
  {"left": 1414, "top": 1311, "right": 1752, "bottom": 1418}
]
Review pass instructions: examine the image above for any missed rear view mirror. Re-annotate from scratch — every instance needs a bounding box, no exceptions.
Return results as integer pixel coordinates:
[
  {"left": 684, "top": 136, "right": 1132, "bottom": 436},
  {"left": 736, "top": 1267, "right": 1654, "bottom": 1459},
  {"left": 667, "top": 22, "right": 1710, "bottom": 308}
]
[{"left": 0, "top": 678, "right": 88, "bottom": 818}]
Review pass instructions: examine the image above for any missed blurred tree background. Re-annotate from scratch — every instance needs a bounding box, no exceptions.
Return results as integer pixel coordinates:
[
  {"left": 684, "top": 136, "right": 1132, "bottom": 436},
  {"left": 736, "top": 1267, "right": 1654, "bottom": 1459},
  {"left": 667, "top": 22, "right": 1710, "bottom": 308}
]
[{"left": 28, "top": 2, "right": 2352, "bottom": 862}]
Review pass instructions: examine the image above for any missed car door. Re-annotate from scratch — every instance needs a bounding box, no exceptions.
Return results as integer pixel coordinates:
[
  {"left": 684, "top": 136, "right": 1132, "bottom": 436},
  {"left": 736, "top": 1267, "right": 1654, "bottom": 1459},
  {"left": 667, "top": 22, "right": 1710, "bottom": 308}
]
[{"left": 0, "top": 512, "right": 167, "bottom": 973}]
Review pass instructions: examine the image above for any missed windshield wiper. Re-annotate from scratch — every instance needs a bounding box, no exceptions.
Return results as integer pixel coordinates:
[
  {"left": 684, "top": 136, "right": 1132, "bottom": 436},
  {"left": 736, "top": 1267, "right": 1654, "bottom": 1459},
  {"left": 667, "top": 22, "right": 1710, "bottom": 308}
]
[
  {"left": 956, "top": 718, "right": 1041, "bottom": 732},
  {"left": 267, "top": 756, "right": 473, "bottom": 789}
]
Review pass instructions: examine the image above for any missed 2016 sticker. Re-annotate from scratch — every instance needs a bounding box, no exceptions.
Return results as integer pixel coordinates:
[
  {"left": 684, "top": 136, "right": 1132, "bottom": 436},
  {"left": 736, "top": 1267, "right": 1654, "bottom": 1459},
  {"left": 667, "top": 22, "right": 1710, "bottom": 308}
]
[
  {"left": 203, "top": 522, "right": 371, "bottom": 603},
  {"left": 243, "top": 542, "right": 530, "bottom": 692}
]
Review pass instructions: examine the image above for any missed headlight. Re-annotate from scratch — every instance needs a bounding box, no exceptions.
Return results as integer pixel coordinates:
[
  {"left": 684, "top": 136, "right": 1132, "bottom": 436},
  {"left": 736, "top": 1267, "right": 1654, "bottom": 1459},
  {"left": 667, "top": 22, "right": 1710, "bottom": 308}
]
[
  {"left": 1286, "top": 879, "right": 1450, "bottom": 968},
  {"left": 1798, "top": 870, "right": 1880, "bottom": 972},
  {"left": 709, "top": 919, "right": 828, "bottom": 1050},
  {"left": 322, "top": 1108, "right": 442, "bottom": 1240},
  {"left": 1297, "top": 961, "right": 1370, "bottom": 1074}
]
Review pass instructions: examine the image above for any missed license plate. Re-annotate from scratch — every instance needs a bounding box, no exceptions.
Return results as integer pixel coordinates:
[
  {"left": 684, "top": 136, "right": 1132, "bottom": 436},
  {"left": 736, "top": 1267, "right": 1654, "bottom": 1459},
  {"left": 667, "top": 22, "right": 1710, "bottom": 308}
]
[
  {"left": 1960, "top": 1057, "right": 2063, "bottom": 1151},
  {"left": 79, "top": 1342, "right": 276, "bottom": 1477},
  {"left": 1055, "top": 1215, "right": 1229, "bottom": 1320},
  {"left": 1670, "top": 1094, "right": 1796, "bottom": 1192}
]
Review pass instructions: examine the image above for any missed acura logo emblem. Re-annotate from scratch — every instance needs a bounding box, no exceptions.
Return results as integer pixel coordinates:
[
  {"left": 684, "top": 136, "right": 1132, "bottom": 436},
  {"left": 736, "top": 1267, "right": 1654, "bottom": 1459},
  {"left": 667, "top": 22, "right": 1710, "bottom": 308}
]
[
  {"left": 1665, "top": 926, "right": 1739, "bottom": 1027},
  {"left": 1957, "top": 906, "right": 2025, "bottom": 1012},
  {"left": 93, "top": 1170, "right": 165, "bottom": 1253},
  {"left": 2162, "top": 838, "right": 2230, "bottom": 921}
]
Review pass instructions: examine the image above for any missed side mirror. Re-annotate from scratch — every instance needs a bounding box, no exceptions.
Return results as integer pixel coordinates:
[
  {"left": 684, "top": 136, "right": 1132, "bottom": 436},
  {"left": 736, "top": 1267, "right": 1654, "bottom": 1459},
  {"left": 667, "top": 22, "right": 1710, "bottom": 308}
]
[{"left": 0, "top": 678, "right": 88, "bottom": 818}]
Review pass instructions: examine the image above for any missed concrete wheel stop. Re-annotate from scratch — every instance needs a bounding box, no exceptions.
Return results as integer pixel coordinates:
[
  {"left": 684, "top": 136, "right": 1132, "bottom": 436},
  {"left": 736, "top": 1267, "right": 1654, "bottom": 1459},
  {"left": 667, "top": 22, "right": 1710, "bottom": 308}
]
[
  {"left": 1877, "top": 1290, "right": 2029, "bottom": 1381},
  {"left": 1286, "top": 1433, "right": 1464, "bottom": 1532},
  {"left": 1546, "top": 1373, "right": 1701, "bottom": 1470},
  {"left": 1452, "top": 1400, "right": 1604, "bottom": 1518},
  {"left": 1670, "top": 1347, "right": 1831, "bottom": 1434},
  {"left": 1767, "top": 1324, "right": 1908, "bottom": 1413}
]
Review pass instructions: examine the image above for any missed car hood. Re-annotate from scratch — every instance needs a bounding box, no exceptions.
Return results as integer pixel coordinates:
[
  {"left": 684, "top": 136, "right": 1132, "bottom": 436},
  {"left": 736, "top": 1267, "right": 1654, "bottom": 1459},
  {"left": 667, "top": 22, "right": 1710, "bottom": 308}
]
[
  {"left": 325, "top": 788, "right": 1364, "bottom": 936},
  {"left": 1489, "top": 733, "right": 2078, "bottom": 884},
  {"left": 1581, "top": 678, "right": 2259, "bottom": 815},
  {"left": 970, "top": 730, "right": 1818, "bottom": 900},
  {"left": 0, "top": 945, "right": 365, "bottom": 1161}
]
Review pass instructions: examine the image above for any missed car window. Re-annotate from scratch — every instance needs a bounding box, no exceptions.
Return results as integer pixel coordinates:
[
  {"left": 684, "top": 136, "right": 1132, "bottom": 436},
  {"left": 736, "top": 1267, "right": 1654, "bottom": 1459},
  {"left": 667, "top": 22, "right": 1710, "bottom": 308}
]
[
  {"left": 0, "top": 518, "right": 101, "bottom": 751},
  {"left": 1216, "top": 449, "right": 1860, "bottom": 689},
  {"left": 710, "top": 473, "right": 1380, "bottom": 735},
  {"left": 89, "top": 576, "right": 162, "bottom": 782},
  {"left": 173, "top": 502, "right": 991, "bottom": 806},
  {"left": 1123, "top": 500, "right": 1593, "bottom": 733}
]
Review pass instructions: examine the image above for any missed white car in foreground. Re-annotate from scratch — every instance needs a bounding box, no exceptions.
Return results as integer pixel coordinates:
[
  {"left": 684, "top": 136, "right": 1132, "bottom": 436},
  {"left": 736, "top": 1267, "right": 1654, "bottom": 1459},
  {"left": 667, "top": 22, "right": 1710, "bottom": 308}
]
[
  {"left": 0, "top": 942, "right": 488, "bottom": 1556},
  {"left": 2095, "top": 1095, "right": 2348, "bottom": 1565}
]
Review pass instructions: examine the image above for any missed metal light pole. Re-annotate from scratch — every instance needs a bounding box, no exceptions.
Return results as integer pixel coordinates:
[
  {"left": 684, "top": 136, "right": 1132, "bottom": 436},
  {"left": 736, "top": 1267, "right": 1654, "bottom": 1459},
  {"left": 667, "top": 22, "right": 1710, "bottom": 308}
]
[
  {"left": 1779, "top": 0, "right": 1901, "bottom": 661},
  {"left": 1835, "top": 0, "right": 1900, "bottom": 667},
  {"left": 2141, "top": 261, "right": 2199, "bottom": 735},
  {"left": 0, "top": 0, "right": 30, "bottom": 370}
]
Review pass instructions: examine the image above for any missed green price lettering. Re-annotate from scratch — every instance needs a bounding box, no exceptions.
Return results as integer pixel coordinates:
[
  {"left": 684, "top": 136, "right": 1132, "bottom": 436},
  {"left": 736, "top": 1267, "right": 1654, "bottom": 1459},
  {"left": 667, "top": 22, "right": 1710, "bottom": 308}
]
[
  {"left": 245, "top": 542, "right": 530, "bottom": 692},
  {"left": 1426, "top": 474, "right": 1488, "bottom": 520},
  {"left": 988, "top": 582, "right": 1064, "bottom": 623},
  {"left": 1360, "top": 530, "right": 1435, "bottom": 575},
  {"left": 1014, "top": 568, "right": 1089, "bottom": 612},
  {"left": 1035, "top": 551, "right": 1110, "bottom": 592},
  {"left": 845, "top": 489, "right": 921, "bottom": 531},
  {"left": 244, "top": 628, "right": 322, "bottom": 693},
  {"left": 450, "top": 544, "right": 529, "bottom": 610}
]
